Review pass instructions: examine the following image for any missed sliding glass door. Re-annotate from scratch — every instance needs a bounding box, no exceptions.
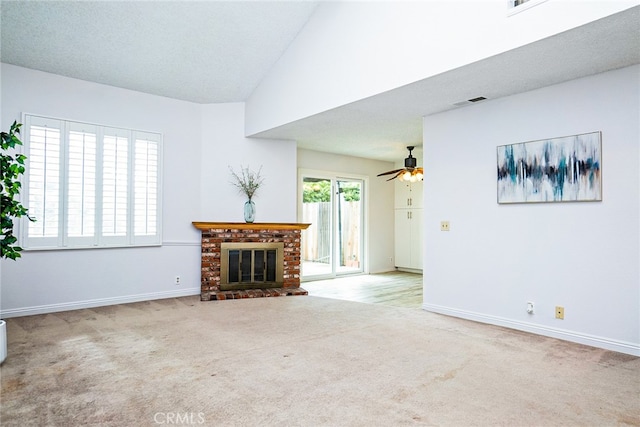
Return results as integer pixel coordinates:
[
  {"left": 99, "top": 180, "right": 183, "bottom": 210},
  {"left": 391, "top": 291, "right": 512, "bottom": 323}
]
[
  {"left": 301, "top": 176, "right": 333, "bottom": 276},
  {"left": 300, "top": 172, "right": 364, "bottom": 279},
  {"left": 335, "top": 179, "right": 363, "bottom": 274}
]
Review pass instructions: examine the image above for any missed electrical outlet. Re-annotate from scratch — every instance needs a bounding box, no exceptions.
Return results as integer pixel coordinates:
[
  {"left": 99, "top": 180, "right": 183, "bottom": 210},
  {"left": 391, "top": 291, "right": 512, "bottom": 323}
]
[
  {"left": 555, "top": 306, "right": 564, "bottom": 319},
  {"left": 440, "top": 221, "right": 450, "bottom": 231},
  {"left": 527, "top": 302, "right": 534, "bottom": 314},
  {"left": 175, "top": 276, "right": 181, "bottom": 285}
]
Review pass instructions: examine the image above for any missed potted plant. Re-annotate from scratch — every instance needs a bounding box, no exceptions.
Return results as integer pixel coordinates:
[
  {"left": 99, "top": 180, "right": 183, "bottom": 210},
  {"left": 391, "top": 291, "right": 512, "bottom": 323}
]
[
  {"left": 229, "top": 165, "right": 264, "bottom": 223},
  {"left": 1, "top": 121, "right": 34, "bottom": 363}
]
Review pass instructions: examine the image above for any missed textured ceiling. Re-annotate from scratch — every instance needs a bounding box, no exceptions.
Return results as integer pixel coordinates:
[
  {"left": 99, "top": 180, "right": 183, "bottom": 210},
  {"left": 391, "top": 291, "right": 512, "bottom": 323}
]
[
  {"left": 1, "top": 2, "right": 638, "bottom": 163},
  {"left": 0, "top": 0, "right": 319, "bottom": 103}
]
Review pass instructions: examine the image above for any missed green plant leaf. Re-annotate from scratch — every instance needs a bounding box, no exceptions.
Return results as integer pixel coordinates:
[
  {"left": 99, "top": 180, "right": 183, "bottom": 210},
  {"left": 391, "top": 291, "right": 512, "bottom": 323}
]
[{"left": 1, "top": 121, "right": 32, "bottom": 260}]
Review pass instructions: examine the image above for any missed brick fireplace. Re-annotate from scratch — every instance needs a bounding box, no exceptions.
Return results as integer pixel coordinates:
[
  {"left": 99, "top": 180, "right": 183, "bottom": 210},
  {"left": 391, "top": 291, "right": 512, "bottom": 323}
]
[{"left": 193, "top": 222, "right": 310, "bottom": 301}]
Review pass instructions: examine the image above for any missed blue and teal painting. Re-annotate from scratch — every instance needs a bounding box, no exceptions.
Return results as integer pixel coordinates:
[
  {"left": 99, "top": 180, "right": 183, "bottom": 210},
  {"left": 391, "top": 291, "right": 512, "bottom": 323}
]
[{"left": 497, "top": 132, "right": 602, "bottom": 203}]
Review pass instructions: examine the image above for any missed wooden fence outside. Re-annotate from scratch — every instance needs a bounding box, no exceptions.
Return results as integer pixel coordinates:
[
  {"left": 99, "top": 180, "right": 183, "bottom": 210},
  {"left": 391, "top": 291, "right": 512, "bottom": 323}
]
[{"left": 302, "top": 201, "right": 361, "bottom": 267}]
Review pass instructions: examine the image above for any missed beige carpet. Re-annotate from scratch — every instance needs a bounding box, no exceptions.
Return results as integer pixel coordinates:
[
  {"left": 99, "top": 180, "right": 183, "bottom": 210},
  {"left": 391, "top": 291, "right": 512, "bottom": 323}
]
[{"left": 1, "top": 296, "right": 638, "bottom": 426}]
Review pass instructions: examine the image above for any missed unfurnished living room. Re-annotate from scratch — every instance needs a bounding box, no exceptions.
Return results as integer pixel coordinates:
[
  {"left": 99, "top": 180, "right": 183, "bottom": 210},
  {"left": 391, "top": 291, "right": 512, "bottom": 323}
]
[{"left": 0, "top": 1, "right": 639, "bottom": 426}]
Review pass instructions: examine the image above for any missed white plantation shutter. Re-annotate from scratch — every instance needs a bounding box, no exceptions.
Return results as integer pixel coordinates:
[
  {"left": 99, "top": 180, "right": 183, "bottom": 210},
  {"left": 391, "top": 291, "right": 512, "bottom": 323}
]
[
  {"left": 25, "top": 116, "right": 62, "bottom": 247},
  {"left": 66, "top": 124, "right": 97, "bottom": 244},
  {"left": 22, "top": 114, "right": 162, "bottom": 249},
  {"left": 102, "top": 130, "right": 129, "bottom": 239},
  {"left": 133, "top": 132, "right": 160, "bottom": 243}
]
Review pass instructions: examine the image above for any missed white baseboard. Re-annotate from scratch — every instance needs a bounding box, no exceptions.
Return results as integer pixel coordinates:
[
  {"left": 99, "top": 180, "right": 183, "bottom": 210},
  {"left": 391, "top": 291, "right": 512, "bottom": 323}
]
[
  {"left": 395, "top": 267, "right": 423, "bottom": 274},
  {"left": 1, "top": 288, "right": 201, "bottom": 319},
  {"left": 422, "top": 303, "right": 640, "bottom": 357}
]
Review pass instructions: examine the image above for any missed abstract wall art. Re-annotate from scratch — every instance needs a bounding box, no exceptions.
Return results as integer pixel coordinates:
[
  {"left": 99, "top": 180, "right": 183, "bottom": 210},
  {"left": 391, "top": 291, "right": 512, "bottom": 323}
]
[{"left": 497, "top": 132, "right": 602, "bottom": 203}]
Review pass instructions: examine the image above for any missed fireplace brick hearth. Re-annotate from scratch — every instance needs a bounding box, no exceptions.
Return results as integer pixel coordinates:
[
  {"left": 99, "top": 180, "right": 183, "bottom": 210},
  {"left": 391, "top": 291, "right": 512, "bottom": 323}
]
[{"left": 192, "top": 222, "right": 311, "bottom": 301}]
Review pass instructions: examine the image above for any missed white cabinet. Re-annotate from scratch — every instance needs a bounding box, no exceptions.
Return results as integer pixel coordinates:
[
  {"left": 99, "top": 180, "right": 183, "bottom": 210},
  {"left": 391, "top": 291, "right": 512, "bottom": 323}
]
[
  {"left": 395, "top": 180, "right": 423, "bottom": 208},
  {"left": 394, "top": 180, "right": 423, "bottom": 271},
  {"left": 394, "top": 208, "right": 423, "bottom": 270}
]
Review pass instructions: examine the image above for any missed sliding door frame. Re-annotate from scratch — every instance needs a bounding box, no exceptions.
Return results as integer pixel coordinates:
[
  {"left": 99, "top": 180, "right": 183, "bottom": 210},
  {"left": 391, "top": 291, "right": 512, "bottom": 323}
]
[{"left": 298, "top": 168, "right": 369, "bottom": 281}]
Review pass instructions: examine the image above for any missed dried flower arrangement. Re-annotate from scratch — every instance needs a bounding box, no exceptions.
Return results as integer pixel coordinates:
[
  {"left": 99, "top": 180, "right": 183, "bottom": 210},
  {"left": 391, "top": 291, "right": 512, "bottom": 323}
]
[{"left": 228, "top": 165, "right": 264, "bottom": 201}]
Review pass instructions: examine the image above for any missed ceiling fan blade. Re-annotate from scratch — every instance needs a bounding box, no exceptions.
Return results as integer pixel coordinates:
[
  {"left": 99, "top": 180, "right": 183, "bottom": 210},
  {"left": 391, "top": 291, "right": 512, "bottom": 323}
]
[
  {"left": 386, "top": 170, "right": 405, "bottom": 181},
  {"left": 377, "top": 168, "right": 404, "bottom": 177}
]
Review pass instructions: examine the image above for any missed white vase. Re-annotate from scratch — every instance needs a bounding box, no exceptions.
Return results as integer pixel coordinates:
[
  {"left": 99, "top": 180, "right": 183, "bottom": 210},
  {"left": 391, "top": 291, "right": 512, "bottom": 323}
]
[{"left": 0, "top": 320, "right": 6, "bottom": 364}]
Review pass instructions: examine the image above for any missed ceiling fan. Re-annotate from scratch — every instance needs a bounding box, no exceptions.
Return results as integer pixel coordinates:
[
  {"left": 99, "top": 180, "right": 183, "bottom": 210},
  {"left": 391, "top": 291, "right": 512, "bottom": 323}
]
[{"left": 377, "top": 146, "right": 424, "bottom": 182}]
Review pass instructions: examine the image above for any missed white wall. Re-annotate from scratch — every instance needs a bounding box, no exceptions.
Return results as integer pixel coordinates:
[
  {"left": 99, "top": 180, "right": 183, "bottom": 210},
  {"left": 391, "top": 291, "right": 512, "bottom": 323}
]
[
  {"left": 0, "top": 64, "right": 298, "bottom": 317},
  {"left": 200, "top": 103, "right": 297, "bottom": 223},
  {"left": 246, "top": 0, "right": 636, "bottom": 136},
  {"left": 297, "top": 149, "right": 395, "bottom": 274},
  {"left": 422, "top": 65, "right": 640, "bottom": 356}
]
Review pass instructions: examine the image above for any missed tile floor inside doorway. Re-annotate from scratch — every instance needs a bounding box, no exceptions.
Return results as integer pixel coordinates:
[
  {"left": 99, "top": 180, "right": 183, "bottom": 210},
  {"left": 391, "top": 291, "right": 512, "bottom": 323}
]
[{"left": 302, "top": 271, "right": 423, "bottom": 309}]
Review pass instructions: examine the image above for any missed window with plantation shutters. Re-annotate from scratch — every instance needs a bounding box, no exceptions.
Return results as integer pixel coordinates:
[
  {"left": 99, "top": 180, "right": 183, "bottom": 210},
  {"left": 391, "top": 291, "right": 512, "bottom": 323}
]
[
  {"left": 67, "top": 124, "right": 97, "bottom": 243},
  {"left": 22, "top": 114, "right": 162, "bottom": 249},
  {"left": 134, "top": 135, "right": 159, "bottom": 238},
  {"left": 102, "top": 131, "right": 129, "bottom": 238},
  {"left": 133, "top": 133, "right": 160, "bottom": 245},
  {"left": 27, "top": 120, "right": 61, "bottom": 243}
]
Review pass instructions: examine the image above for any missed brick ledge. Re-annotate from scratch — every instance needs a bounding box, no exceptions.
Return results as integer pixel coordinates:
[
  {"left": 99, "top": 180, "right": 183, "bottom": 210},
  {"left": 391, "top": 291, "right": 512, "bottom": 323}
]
[{"left": 202, "top": 287, "right": 308, "bottom": 301}]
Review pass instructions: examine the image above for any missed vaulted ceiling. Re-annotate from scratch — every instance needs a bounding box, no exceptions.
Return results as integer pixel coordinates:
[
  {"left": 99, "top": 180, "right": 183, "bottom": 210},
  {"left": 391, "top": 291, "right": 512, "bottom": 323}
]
[{"left": 1, "top": 2, "right": 638, "bottom": 162}]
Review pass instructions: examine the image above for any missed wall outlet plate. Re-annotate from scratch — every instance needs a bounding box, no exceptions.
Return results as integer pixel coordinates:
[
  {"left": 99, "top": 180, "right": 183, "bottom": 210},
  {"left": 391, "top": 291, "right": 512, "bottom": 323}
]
[
  {"left": 555, "top": 306, "right": 564, "bottom": 319},
  {"left": 440, "top": 221, "right": 450, "bottom": 231}
]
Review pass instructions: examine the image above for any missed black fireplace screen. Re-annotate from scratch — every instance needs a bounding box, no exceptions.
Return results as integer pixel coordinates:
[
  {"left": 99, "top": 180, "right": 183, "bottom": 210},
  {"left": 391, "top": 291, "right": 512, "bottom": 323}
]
[
  {"left": 227, "top": 249, "right": 278, "bottom": 284},
  {"left": 220, "top": 242, "right": 284, "bottom": 290}
]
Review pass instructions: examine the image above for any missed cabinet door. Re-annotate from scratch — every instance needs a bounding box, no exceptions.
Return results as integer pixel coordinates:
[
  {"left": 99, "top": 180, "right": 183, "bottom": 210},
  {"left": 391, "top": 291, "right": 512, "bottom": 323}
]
[
  {"left": 410, "top": 209, "right": 423, "bottom": 269},
  {"left": 395, "top": 180, "right": 423, "bottom": 208},
  {"left": 394, "top": 208, "right": 423, "bottom": 270},
  {"left": 410, "top": 181, "right": 423, "bottom": 208},
  {"left": 394, "top": 209, "right": 412, "bottom": 268},
  {"left": 395, "top": 181, "right": 411, "bottom": 208}
]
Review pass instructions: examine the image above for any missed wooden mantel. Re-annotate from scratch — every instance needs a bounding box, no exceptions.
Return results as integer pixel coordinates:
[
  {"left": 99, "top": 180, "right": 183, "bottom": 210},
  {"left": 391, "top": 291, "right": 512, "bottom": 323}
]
[{"left": 192, "top": 222, "right": 310, "bottom": 231}]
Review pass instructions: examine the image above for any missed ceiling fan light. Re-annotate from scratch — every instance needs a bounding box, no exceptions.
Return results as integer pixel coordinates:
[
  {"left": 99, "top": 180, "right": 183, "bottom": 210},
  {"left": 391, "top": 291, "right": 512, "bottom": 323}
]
[{"left": 377, "top": 147, "right": 423, "bottom": 182}]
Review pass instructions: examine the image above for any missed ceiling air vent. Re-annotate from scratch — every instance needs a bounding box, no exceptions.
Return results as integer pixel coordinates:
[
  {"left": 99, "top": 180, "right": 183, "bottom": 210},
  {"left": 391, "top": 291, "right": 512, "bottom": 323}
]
[{"left": 453, "top": 96, "right": 488, "bottom": 107}]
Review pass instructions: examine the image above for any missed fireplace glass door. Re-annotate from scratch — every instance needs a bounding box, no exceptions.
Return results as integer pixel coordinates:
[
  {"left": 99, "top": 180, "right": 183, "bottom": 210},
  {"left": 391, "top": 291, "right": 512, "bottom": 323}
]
[{"left": 228, "top": 249, "right": 278, "bottom": 284}]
